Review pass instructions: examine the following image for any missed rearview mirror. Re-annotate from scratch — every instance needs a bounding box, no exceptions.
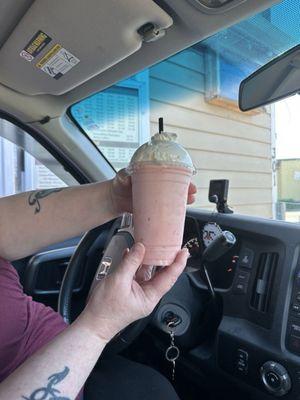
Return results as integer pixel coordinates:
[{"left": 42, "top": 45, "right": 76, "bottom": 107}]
[{"left": 239, "top": 44, "right": 300, "bottom": 112}]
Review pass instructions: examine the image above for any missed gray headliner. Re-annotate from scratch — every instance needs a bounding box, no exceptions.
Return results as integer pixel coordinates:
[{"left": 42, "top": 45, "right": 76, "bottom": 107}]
[{"left": 0, "top": 0, "right": 33, "bottom": 48}]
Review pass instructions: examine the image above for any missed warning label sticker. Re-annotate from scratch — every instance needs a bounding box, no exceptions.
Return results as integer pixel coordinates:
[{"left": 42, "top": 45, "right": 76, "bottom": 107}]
[
  {"left": 36, "top": 44, "right": 80, "bottom": 79},
  {"left": 20, "top": 30, "right": 52, "bottom": 62}
]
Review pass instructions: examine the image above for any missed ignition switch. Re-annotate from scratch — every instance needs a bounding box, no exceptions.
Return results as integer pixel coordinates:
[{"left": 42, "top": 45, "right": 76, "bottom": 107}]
[{"left": 162, "top": 311, "right": 182, "bottom": 327}]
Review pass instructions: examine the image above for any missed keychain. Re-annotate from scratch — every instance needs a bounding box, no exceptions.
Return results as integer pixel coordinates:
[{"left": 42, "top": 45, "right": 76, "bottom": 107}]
[{"left": 165, "top": 321, "right": 180, "bottom": 381}]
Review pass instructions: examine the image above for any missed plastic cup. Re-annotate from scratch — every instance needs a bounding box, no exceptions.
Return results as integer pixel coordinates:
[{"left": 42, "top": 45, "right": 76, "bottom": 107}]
[{"left": 132, "top": 163, "right": 192, "bottom": 266}]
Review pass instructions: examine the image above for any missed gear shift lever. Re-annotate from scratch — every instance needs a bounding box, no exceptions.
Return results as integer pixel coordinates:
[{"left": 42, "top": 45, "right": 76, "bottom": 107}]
[
  {"left": 202, "top": 231, "right": 236, "bottom": 263},
  {"left": 193, "top": 223, "right": 236, "bottom": 298},
  {"left": 201, "top": 231, "right": 236, "bottom": 298}
]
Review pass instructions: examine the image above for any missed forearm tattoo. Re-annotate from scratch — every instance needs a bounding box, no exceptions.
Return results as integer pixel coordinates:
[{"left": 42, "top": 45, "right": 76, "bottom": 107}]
[
  {"left": 28, "top": 189, "right": 64, "bottom": 214},
  {"left": 22, "top": 366, "right": 70, "bottom": 400}
]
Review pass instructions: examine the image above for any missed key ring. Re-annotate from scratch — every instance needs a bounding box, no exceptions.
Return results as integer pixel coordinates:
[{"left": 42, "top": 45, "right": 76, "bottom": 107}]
[
  {"left": 167, "top": 320, "right": 175, "bottom": 331},
  {"left": 165, "top": 345, "right": 180, "bottom": 362},
  {"left": 165, "top": 319, "right": 180, "bottom": 381}
]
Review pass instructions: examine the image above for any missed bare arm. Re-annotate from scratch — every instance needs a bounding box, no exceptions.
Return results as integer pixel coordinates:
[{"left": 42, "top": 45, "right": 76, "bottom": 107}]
[
  {"left": 0, "top": 180, "right": 117, "bottom": 261},
  {"left": 0, "top": 244, "right": 189, "bottom": 399},
  {"left": 0, "top": 320, "right": 106, "bottom": 400},
  {"left": 0, "top": 169, "right": 197, "bottom": 261}
]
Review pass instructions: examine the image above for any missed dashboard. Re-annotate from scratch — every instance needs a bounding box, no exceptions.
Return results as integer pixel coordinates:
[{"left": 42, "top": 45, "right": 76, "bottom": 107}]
[
  {"left": 183, "top": 217, "right": 241, "bottom": 289},
  {"left": 153, "top": 209, "right": 300, "bottom": 399}
]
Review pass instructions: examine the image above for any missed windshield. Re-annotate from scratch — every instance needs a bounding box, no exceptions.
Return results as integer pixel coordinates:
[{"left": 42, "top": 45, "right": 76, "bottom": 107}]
[{"left": 70, "top": 0, "right": 300, "bottom": 223}]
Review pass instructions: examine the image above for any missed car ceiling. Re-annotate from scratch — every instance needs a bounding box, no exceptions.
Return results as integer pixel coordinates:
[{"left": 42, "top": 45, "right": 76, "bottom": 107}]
[{"left": 0, "top": 0, "right": 281, "bottom": 123}]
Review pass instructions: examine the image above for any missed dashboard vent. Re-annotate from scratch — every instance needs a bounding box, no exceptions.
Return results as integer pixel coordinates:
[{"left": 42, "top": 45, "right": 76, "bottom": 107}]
[{"left": 251, "top": 252, "right": 278, "bottom": 313}]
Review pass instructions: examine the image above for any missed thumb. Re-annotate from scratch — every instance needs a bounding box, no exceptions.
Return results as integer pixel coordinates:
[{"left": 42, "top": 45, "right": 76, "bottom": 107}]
[
  {"left": 117, "top": 242, "right": 145, "bottom": 281},
  {"left": 141, "top": 248, "right": 189, "bottom": 302},
  {"left": 116, "top": 168, "right": 131, "bottom": 186}
]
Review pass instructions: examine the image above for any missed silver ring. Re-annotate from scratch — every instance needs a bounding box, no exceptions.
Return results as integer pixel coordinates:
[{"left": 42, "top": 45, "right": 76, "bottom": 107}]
[{"left": 165, "top": 345, "right": 180, "bottom": 362}]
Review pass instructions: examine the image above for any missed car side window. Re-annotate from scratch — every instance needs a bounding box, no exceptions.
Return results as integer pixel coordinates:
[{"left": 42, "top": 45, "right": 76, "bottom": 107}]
[{"left": 0, "top": 119, "right": 78, "bottom": 196}]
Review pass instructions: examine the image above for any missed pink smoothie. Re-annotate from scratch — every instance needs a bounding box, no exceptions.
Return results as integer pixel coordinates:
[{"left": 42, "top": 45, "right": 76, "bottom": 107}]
[{"left": 132, "top": 164, "right": 192, "bottom": 266}]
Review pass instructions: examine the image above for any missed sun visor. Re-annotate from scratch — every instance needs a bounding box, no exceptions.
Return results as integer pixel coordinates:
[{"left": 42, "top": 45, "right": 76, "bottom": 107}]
[{"left": 0, "top": 0, "right": 173, "bottom": 95}]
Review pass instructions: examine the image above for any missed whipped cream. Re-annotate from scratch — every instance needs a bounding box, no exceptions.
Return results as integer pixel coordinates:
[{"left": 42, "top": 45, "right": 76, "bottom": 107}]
[{"left": 129, "top": 132, "right": 194, "bottom": 171}]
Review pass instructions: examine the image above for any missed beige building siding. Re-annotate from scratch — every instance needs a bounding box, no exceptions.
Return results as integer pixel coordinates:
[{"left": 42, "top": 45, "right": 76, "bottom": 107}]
[{"left": 149, "top": 48, "right": 273, "bottom": 218}]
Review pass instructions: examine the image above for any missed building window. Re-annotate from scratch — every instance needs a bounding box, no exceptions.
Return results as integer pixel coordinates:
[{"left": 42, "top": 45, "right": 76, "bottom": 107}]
[{"left": 71, "top": 70, "right": 150, "bottom": 170}]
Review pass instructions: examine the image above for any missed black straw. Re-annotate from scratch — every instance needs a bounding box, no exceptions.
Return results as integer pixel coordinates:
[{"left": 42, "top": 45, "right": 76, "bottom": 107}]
[{"left": 158, "top": 117, "right": 164, "bottom": 133}]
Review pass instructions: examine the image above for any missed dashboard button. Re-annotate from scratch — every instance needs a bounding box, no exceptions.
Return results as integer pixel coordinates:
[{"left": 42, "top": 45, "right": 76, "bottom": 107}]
[
  {"left": 236, "top": 271, "right": 250, "bottom": 282},
  {"left": 265, "top": 371, "right": 281, "bottom": 390},
  {"left": 237, "top": 361, "right": 247, "bottom": 372},
  {"left": 236, "top": 348, "right": 248, "bottom": 374},
  {"left": 233, "top": 281, "right": 248, "bottom": 294},
  {"left": 239, "top": 248, "right": 254, "bottom": 269},
  {"left": 292, "top": 303, "right": 300, "bottom": 313},
  {"left": 290, "top": 323, "right": 300, "bottom": 337},
  {"left": 237, "top": 348, "right": 248, "bottom": 361},
  {"left": 233, "top": 271, "right": 250, "bottom": 294},
  {"left": 236, "top": 359, "right": 248, "bottom": 374},
  {"left": 261, "top": 361, "right": 291, "bottom": 396}
]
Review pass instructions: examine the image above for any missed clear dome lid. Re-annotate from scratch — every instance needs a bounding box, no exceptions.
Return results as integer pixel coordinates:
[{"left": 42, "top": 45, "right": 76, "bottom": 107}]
[{"left": 128, "top": 131, "right": 195, "bottom": 172}]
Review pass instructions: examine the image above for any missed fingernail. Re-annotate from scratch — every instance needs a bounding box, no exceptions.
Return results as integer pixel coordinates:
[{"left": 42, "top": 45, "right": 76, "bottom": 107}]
[
  {"left": 118, "top": 168, "right": 130, "bottom": 182},
  {"left": 132, "top": 242, "right": 144, "bottom": 252},
  {"left": 183, "top": 248, "right": 189, "bottom": 257},
  {"left": 122, "top": 248, "right": 130, "bottom": 258}
]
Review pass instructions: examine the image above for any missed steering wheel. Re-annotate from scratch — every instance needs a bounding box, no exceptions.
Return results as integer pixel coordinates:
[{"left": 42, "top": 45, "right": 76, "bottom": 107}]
[{"left": 58, "top": 214, "right": 154, "bottom": 356}]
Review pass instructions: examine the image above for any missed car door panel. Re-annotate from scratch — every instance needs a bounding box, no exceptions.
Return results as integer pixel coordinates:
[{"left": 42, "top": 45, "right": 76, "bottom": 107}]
[{"left": 12, "top": 236, "right": 81, "bottom": 310}]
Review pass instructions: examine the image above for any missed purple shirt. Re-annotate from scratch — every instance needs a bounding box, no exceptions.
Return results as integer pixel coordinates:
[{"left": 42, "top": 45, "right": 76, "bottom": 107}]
[{"left": 0, "top": 257, "right": 68, "bottom": 382}]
